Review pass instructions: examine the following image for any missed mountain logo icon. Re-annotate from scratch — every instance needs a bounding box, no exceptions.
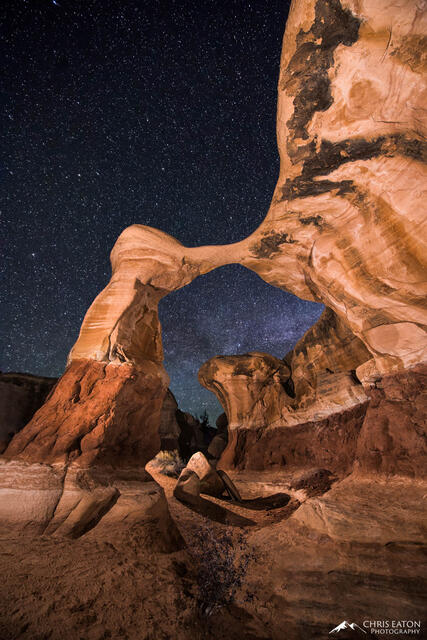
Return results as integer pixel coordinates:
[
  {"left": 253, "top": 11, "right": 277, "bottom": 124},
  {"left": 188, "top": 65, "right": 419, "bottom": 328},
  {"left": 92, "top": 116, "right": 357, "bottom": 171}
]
[{"left": 329, "top": 621, "right": 367, "bottom": 634}]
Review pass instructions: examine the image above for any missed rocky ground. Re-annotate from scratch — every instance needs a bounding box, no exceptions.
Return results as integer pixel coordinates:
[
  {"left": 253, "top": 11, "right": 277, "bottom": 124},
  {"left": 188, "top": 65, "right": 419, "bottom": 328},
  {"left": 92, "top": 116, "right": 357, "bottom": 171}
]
[{"left": 1, "top": 464, "right": 425, "bottom": 640}]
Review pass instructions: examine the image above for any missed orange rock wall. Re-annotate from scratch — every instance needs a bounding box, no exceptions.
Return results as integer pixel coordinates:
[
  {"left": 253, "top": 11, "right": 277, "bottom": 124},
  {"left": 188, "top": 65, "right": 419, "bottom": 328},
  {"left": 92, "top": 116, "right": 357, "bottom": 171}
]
[{"left": 4, "top": 359, "right": 168, "bottom": 468}]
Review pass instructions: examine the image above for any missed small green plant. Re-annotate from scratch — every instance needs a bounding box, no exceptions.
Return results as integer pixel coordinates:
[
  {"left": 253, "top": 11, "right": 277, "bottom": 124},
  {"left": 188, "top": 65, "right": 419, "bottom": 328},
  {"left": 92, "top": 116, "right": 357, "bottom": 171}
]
[
  {"left": 152, "top": 449, "right": 185, "bottom": 478},
  {"left": 188, "top": 524, "right": 253, "bottom": 617}
]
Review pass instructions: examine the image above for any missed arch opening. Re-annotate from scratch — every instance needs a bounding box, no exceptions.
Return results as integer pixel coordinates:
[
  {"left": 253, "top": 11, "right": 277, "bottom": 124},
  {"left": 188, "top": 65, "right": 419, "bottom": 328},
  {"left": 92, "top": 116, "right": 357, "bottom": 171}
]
[{"left": 158, "top": 263, "right": 323, "bottom": 425}]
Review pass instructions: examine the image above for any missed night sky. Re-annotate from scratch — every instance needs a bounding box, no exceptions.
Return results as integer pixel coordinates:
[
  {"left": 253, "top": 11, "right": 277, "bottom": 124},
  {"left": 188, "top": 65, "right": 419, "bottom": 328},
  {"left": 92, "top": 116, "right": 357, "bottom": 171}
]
[{"left": 2, "top": 0, "right": 323, "bottom": 421}]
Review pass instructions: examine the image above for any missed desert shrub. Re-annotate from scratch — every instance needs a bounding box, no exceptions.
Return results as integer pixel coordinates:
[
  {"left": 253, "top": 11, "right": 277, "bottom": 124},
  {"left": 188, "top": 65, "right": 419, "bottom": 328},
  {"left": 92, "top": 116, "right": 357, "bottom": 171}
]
[
  {"left": 152, "top": 450, "right": 185, "bottom": 477},
  {"left": 188, "top": 524, "right": 253, "bottom": 617}
]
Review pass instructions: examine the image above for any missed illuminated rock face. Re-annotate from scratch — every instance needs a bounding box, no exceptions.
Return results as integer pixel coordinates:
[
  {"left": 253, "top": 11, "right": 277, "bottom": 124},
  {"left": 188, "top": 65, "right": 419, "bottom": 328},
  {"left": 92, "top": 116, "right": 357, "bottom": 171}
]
[
  {"left": 240, "top": 0, "right": 427, "bottom": 378},
  {"left": 200, "top": 0, "right": 426, "bottom": 474},
  {"left": 3, "top": 0, "right": 427, "bottom": 477},
  {"left": 199, "top": 353, "right": 293, "bottom": 430},
  {"left": 3, "top": 228, "right": 247, "bottom": 467},
  {"left": 62, "top": 0, "right": 425, "bottom": 384},
  {"left": 68, "top": 225, "right": 247, "bottom": 367},
  {"left": 4, "top": 360, "right": 167, "bottom": 468}
]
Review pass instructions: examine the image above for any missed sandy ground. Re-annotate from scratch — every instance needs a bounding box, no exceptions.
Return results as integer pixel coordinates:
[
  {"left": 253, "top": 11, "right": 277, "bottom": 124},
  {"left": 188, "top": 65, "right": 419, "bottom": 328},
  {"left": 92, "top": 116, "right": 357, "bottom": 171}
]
[
  {"left": 5, "top": 466, "right": 422, "bottom": 640},
  {"left": 0, "top": 526, "right": 199, "bottom": 640},
  {"left": 0, "top": 465, "right": 301, "bottom": 640}
]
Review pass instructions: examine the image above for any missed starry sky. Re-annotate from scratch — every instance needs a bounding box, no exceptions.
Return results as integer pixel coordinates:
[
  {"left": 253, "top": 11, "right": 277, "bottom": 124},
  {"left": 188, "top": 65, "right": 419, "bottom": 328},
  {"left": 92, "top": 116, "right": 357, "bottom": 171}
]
[{"left": 2, "top": 0, "right": 323, "bottom": 422}]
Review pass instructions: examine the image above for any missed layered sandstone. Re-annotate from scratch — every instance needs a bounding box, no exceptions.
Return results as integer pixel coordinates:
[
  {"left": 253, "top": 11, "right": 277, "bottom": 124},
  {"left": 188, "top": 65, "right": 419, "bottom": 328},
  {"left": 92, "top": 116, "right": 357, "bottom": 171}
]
[
  {"left": 198, "top": 0, "right": 427, "bottom": 475},
  {"left": 0, "top": 360, "right": 177, "bottom": 546},
  {"left": 355, "top": 362, "right": 427, "bottom": 477},
  {"left": 0, "top": 458, "right": 181, "bottom": 550},
  {"left": 199, "top": 353, "right": 426, "bottom": 478},
  {"left": 199, "top": 352, "right": 293, "bottom": 430},
  {"left": 239, "top": 0, "right": 427, "bottom": 378},
  {"left": 198, "top": 336, "right": 369, "bottom": 475}
]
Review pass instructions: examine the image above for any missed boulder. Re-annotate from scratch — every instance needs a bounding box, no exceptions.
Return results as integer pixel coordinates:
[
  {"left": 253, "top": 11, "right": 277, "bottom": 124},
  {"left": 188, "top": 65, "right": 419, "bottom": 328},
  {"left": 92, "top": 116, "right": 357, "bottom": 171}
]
[
  {"left": 185, "top": 452, "right": 225, "bottom": 497},
  {"left": 216, "top": 470, "right": 242, "bottom": 502},
  {"left": 173, "top": 468, "right": 201, "bottom": 503},
  {"left": 207, "top": 434, "right": 228, "bottom": 462}
]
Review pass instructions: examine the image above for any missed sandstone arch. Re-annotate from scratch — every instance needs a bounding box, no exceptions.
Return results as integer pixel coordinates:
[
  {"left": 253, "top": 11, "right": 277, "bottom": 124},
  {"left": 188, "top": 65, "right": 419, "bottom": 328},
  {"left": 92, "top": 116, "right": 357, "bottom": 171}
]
[
  {"left": 3, "top": 0, "right": 427, "bottom": 476},
  {"left": 1, "top": 5, "right": 426, "bottom": 638}
]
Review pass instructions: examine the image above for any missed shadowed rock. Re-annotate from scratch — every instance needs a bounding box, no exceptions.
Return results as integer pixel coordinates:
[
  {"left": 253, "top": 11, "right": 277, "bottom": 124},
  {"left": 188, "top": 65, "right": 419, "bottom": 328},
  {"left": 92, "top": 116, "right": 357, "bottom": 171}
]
[{"left": 0, "top": 372, "right": 57, "bottom": 453}]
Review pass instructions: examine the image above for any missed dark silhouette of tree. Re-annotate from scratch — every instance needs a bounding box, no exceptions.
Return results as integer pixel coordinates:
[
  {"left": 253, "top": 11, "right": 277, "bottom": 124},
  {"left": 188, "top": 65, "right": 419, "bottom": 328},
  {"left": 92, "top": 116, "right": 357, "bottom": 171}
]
[{"left": 199, "top": 409, "right": 210, "bottom": 430}]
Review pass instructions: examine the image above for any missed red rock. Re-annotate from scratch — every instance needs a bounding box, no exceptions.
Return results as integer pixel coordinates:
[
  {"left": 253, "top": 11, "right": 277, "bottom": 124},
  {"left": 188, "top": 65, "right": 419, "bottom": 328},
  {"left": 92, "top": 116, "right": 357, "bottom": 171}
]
[
  {"left": 355, "top": 363, "right": 427, "bottom": 477},
  {"left": 222, "top": 402, "right": 368, "bottom": 476},
  {"left": 4, "top": 359, "right": 168, "bottom": 468}
]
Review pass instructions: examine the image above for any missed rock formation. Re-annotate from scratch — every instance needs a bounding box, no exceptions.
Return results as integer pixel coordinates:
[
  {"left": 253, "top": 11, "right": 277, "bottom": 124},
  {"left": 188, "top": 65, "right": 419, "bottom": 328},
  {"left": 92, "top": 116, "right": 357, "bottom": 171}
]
[
  {"left": 0, "top": 0, "right": 425, "bottom": 609},
  {"left": 355, "top": 362, "right": 427, "bottom": 476},
  {"left": 199, "top": 353, "right": 293, "bottom": 430},
  {"left": 158, "top": 389, "right": 181, "bottom": 451},
  {"left": 6, "top": 0, "right": 426, "bottom": 463},
  {"left": 3, "top": 0, "right": 422, "bottom": 475},
  {"left": 197, "top": 0, "right": 427, "bottom": 477},
  {"left": 158, "top": 389, "right": 218, "bottom": 460},
  {"left": 241, "top": 0, "right": 427, "bottom": 380},
  {"left": 174, "top": 452, "right": 225, "bottom": 502},
  {"left": 175, "top": 409, "right": 216, "bottom": 460},
  {"left": 4, "top": 360, "right": 167, "bottom": 468},
  {"left": 1, "top": 0, "right": 426, "bottom": 637}
]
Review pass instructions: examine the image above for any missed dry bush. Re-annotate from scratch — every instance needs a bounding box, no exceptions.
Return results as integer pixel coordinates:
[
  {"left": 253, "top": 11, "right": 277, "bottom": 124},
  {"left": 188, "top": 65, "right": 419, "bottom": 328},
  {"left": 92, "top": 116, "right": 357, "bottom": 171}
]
[
  {"left": 188, "top": 524, "right": 254, "bottom": 617},
  {"left": 151, "top": 450, "right": 186, "bottom": 477}
]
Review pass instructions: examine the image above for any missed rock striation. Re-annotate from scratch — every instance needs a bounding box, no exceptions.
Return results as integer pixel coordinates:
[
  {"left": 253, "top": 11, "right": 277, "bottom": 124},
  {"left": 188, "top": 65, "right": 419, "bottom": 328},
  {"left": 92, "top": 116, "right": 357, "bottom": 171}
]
[
  {"left": 355, "top": 362, "right": 427, "bottom": 477},
  {"left": 199, "top": 352, "right": 293, "bottom": 430},
  {"left": 4, "top": 359, "right": 167, "bottom": 468},
  {"left": 240, "top": 0, "right": 427, "bottom": 379},
  {"left": 197, "top": 0, "right": 427, "bottom": 475},
  {"left": 0, "top": 458, "right": 181, "bottom": 551}
]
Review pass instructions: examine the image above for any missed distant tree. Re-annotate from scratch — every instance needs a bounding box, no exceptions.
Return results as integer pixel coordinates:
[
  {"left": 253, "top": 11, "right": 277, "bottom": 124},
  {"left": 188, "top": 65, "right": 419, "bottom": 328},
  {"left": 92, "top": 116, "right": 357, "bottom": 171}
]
[{"left": 199, "top": 409, "right": 210, "bottom": 430}]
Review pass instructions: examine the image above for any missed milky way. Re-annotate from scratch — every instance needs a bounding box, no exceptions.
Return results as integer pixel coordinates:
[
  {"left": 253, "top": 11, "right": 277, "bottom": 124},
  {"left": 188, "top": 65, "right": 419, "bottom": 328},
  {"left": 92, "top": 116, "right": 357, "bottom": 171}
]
[{"left": 2, "top": 0, "right": 323, "bottom": 421}]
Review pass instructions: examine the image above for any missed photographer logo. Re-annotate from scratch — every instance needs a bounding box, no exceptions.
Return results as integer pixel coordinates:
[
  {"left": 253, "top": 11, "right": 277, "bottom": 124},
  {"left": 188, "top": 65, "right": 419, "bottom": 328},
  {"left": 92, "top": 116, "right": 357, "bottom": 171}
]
[
  {"left": 329, "top": 620, "right": 422, "bottom": 635},
  {"left": 330, "top": 621, "right": 366, "bottom": 634}
]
